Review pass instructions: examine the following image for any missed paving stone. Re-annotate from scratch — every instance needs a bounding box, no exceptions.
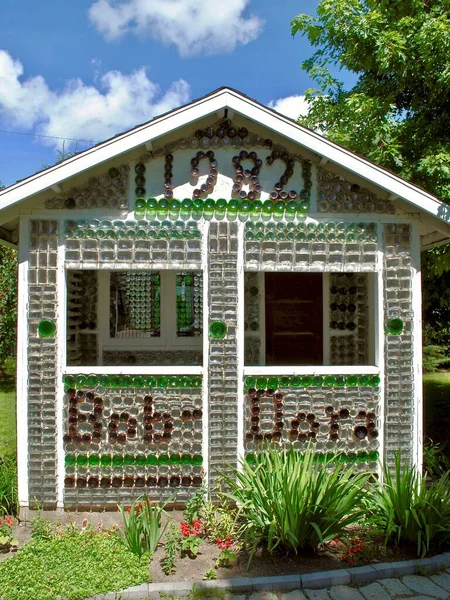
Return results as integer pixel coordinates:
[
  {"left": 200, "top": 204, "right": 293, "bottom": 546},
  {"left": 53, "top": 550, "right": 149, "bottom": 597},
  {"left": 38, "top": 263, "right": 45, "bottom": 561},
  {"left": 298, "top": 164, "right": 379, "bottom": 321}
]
[
  {"left": 224, "top": 595, "right": 247, "bottom": 600},
  {"left": 347, "top": 566, "right": 377, "bottom": 584},
  {"left": 304, "top": 590, "right": 330, "bottom": 600},
  {"left": 270, "top": 575, "right": 302, "bottom": 591},
  {"left": 302, "top": 570, "right": 350, "bottom": 589},
  {"left": 380, "top": 578, "right": 413, "bottom": 597},
  {"left": 359, "top": 582, "right": 392, "bottom": 600},
  {"left": 249, "top": 593, "right": 279, "bottom": 600},
  {"left": 329, "top": 585, "right": 364, "bottom": 600},
  {"left": 402, "top": 575, "right": 448, "bottom": 599},
  {"left": 281, "top": 591, "right": 307, "bottom": 600},
  {"left": 431, "top": 573, "right": 450, "bottom": 593},
  {"left": 371, "top": 563, "right": 395, "bottom": 579}
]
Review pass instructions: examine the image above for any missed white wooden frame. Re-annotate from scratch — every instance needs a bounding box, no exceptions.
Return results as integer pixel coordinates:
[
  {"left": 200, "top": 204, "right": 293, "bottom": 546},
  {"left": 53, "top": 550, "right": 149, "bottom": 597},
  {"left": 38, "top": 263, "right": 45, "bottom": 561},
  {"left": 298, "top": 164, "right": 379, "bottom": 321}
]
[{"left": 16, "top": 217, "right": 29, "bottom": 508}]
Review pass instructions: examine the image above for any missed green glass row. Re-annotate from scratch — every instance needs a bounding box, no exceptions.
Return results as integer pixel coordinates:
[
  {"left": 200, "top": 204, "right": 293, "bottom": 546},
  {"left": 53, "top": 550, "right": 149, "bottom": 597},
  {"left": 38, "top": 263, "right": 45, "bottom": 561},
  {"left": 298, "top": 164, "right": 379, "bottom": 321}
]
[
  {"left": 65, "top": 453, "right": 203, "bottom": 467},
  {"left": 244, "top": 374, "right": 381, "bottom": 390},
  {"left": 245, "top": 221, "right": 377, "bottom": 242},
  {"left": 65, "top": 220, "right": 200, "bottom": 241},
  {"left": 245, "top": 450, "right": 379, "bottom": 465},
  {"left": 63, "top": 374, "right": 202, "bottom": 390},
  {"left": 135, "top": 197, "right": 310, "bottom": 219}
]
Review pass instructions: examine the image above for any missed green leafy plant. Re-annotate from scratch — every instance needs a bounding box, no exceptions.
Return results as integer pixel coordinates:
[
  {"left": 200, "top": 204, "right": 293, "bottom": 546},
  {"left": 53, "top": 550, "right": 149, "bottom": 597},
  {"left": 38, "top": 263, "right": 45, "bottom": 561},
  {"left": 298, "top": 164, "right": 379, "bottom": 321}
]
[
  {"left": 180, "top": 534, "right": 202, "bottom": 557},
  {"left": 30, "top": 513, "right": 55, "bottom": 541},
  {"left": 203, "top": 568, "right": 217, "bottom": 580},
  {"left": 220, "top": 446, "right": 371, "bottom": 559},
  {"left": 0, "top": 527, "right": 148, "bottom": 600},
  {"left": 119, "top": 494, "right": 171, "bottom": 557},
  {"left": 161, "top": 521, "right": 181, "bottom": 575},
  {"left": 201, "top": 498, "right": 240, "bottom": 541},
  {"left": 371, "top": 451, "right": 450, "bottom": 557},
  {"left": 183, "top": 486, "right": 206, "bottom": 524},
  {"left": 0, "top": 454, "right": 18, "bottom": 516}
]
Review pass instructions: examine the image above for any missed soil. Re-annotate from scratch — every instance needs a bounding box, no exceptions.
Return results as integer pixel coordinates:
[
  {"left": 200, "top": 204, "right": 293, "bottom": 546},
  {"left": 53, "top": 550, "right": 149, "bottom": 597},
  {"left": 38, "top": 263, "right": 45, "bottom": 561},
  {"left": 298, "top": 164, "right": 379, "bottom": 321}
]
[
  {"left": 150, "top": 538, "right": 417, "bottom": 584},
  {"left": 0, "top": 510, "right": 424, "bottom": 582}
]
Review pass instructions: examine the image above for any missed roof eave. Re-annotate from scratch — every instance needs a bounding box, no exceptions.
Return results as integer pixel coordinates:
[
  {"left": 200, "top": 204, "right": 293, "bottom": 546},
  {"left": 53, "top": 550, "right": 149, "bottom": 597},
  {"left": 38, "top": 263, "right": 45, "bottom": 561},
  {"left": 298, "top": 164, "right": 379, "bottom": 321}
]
[{"left": 0, "top": 87, "right": 449, "bottom": 232}]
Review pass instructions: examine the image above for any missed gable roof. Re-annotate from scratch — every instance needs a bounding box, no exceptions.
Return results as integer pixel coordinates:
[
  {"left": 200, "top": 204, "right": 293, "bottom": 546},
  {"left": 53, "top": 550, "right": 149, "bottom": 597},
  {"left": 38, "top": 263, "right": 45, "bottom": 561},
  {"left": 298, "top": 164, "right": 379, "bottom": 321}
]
[{"left": 1, "top": 86, "right": 450, "bottom": 242}]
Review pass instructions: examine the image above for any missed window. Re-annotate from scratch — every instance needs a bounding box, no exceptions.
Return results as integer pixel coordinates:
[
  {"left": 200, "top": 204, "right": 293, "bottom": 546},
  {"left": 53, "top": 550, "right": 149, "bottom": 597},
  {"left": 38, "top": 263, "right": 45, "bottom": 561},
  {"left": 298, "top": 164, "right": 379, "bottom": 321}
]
[
  {"left": 66, "top": 270, "right": 203, "bottom": 367},
  {"left": 244, "top": 272, "right": 374, "bottom": 367}
]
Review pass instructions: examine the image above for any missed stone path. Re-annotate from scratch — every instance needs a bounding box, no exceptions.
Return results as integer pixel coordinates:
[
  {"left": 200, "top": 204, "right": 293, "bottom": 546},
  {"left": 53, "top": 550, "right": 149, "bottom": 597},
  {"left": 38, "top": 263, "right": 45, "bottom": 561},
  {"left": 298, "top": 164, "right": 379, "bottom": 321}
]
[
  {"left": 222, "top": 570, "right": 450, "bottom": 600},
  {"left": 89, "top": 562, "right": 450, "bottom": 599}
]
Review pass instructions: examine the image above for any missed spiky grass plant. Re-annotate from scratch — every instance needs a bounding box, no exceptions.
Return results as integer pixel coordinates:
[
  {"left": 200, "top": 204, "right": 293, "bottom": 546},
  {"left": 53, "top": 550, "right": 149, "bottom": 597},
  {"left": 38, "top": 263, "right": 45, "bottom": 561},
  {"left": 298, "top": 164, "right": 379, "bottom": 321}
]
[
  {"left": 371, "top": 451, "right": 450, "bottom": 557},
  {"left": 221, "top": 446, "right": 371, "bottom": 556}
]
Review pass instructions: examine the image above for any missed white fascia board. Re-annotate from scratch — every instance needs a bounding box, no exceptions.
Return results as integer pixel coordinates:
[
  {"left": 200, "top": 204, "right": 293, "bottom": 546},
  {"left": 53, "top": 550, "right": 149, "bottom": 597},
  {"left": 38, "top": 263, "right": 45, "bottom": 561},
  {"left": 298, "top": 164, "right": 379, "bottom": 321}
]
[
  {"left": 0, "top": 91, "right": 230, "bottom": 211},
  {"left": 223, "top": 93, "right": 449, "bottom": 224},
  {"left": 0, "top": 87, "right": 449, "bottom": 231}
]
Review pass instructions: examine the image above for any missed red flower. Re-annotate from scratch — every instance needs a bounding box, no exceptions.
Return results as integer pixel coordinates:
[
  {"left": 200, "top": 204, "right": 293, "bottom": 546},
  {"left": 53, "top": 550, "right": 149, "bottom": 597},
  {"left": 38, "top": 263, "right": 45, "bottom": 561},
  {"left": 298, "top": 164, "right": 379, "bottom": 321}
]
[
  {"left": 192, "top": 519, "right": 203, "bottom": 535},
  {"left": 216, "top": 536, "right": 233, "bottom": 550},
  {"left": 180, "top": 522, "right": 191, "bottom": 538}
]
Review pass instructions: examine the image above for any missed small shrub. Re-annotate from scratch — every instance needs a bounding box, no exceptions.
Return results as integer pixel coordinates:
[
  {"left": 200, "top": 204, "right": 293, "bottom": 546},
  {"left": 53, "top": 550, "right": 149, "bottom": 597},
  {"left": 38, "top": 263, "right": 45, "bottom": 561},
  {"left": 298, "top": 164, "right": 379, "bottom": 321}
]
[
  {"left": 220, "top": 446, "right": 371, "bottom": 557},
  {"left": 0, "top": 454, "right": 18, "bottom": 517},
  {"left": 371, "top": 451, "right": 450, "bottom": 557},
  {"left": 423, "top": 344, "right": 450, "bottom": 372},
  {"left": 2, "top": 357, "right": 16, "bottom": 378}
]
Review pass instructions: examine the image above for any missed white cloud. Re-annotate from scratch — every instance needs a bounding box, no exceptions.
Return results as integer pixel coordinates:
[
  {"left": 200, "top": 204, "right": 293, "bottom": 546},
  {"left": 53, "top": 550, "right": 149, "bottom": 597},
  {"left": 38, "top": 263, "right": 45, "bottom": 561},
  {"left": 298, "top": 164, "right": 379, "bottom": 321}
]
[
  {"left": 0, "top": 50, "right": 190, "bottom": 150},
  {"left": 88, "top": 0, "right": 264, "bottom": 56},
  {"left": 268, "top": 95, "right": 310, "bottom": 121}
]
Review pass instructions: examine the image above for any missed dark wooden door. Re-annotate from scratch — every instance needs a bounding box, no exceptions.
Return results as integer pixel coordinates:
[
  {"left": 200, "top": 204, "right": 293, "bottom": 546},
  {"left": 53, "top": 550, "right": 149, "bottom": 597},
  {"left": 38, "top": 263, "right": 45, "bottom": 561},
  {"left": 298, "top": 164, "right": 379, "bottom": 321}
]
[{"left": 265, "top": 273, "right": 323, "bottom": 366}]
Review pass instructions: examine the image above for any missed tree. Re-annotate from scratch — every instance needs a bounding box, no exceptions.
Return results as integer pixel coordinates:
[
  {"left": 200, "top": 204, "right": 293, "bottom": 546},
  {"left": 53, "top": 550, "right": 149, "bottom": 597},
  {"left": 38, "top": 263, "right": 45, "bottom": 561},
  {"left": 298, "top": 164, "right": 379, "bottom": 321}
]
[
  {"left": 0, "top": 181, "right": 17, "bottom": 365},
  {"left": 291, "top": 0, "right": 450, "bottom": 346},
  {"left": 291, "top": 0, "right": 450, "bottom": 201}
]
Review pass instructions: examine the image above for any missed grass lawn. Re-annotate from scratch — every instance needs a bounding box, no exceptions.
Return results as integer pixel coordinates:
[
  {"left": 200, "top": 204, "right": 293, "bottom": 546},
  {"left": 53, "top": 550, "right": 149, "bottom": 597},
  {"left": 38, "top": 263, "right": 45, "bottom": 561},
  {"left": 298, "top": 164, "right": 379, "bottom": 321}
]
[
  {"left": 423, "top": 371, "right": 450, "bottom": 447},
  {"left": 0, "top": 390, "right": 16, "bottom": 456}
]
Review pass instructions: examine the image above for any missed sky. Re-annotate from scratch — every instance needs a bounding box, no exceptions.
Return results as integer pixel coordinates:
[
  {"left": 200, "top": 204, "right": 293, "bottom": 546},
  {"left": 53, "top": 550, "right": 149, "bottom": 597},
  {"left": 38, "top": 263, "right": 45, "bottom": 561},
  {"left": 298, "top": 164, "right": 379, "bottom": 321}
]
[{"left": 0, "top": 0, "right": 356, "bottom": 187}]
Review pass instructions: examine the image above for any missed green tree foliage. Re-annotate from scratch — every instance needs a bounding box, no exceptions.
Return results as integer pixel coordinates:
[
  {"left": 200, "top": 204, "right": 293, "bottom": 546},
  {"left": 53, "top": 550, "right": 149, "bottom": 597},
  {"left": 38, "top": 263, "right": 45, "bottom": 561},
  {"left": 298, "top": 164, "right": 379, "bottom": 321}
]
[
  {"left": 292, "top": 0, "right": 450, "bottom": 348},
  {"left": 0, "top": 246, "right": 17, "bottom": 362},
  {"left": 291, "top": 0, "right": 450, "bottom": 201}
]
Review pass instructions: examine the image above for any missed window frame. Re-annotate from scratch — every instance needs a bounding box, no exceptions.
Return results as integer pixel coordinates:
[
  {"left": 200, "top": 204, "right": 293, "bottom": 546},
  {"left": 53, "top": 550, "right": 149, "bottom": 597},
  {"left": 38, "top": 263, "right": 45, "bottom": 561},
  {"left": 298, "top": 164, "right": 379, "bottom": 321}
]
[{"left": 244, "top": 270, "right": 377, "bottom": 368}]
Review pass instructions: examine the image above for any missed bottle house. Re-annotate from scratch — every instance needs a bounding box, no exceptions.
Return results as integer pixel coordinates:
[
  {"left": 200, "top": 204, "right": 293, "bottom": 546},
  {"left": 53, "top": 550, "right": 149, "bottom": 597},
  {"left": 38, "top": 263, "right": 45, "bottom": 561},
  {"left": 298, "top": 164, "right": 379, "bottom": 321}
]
[{"left": 1, "top": 88, "right": 449, "bottom": 512}]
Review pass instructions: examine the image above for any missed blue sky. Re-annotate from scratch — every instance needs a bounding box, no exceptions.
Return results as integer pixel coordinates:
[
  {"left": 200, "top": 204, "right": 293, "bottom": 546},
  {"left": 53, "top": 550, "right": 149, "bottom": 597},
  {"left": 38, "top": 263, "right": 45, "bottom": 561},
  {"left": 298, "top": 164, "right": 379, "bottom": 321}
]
[{"left": 0, "top": 0, "right": 355, "bottom": 187}]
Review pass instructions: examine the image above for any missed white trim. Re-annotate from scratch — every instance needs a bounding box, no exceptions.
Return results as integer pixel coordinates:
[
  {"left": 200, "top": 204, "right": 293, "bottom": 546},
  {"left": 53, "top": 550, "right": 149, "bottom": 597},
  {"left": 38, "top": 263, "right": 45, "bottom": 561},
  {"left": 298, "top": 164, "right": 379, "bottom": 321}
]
[
  {"left": 0, "top": 88, "right": 449, "bottom": 232},
  {"left": 63, "top": 366, "right": 203, "bottom": 375},
  {"left": 56, "top": 228, "right": 66, "bottom": 508},
  {"left": 376, "top": 225, "right": 386, "bottom": 474},
  {"left": 411, "top": 221, "right": 423, "bottom": 472},
  {"left": 243, "top": 366, "right": 380, "bottom": 376},
  {"left": 236, "top": 221, "right": 245, "bottom": 468},
  {"left": 200, "top": 220, "right": 210, "bottom": 490},
  {"left": 16, "top": 217, "right": 29, "bottom": 508}
]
